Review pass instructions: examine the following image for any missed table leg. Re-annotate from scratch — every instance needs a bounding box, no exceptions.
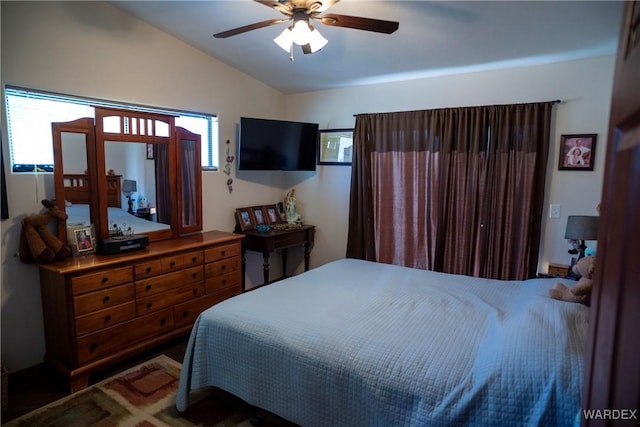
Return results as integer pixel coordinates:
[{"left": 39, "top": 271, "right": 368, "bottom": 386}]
[
  {"left": 241, "top": 248, "right": 247, "bottom": 291},
  {"left": 282, "top": 248, "right": 288, "bottom": 279},
  {"left": 262, "top": 252, "right": 271, "bottom": 285},
  {"left": 304, "top": 241, "right": 311, "bottom": 271}
]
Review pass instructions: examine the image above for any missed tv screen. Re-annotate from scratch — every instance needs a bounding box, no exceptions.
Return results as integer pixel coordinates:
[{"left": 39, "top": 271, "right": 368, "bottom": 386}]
[{"left": 237, "top": 117, "right": 318, "bottom": 171}]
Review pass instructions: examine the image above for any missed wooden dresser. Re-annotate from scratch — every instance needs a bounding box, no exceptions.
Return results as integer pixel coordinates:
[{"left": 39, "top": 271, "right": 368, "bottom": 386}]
[{"left": 38, "top": 231, "right": 243, "bottom": 391}]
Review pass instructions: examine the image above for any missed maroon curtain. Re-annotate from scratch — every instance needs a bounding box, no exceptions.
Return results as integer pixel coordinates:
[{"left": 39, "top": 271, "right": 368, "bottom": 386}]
[{"left": 346, "top": 102, "right": 553, "bottom": 280}]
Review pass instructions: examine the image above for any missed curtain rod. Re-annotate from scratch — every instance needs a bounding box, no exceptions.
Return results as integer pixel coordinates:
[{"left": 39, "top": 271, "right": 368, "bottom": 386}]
[{"left": 353, "top": 100, "right": 563, "bottom": 117}]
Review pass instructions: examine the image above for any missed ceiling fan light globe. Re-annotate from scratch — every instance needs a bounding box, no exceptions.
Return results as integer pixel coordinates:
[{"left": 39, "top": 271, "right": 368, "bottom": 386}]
[
  {"left": 274, "top": 27, "right": 294, "bottom": 52},
  {"left": 307, "top": 28, "right": 328, "bottom": 53},
  {"left": 291, "top": 19, "right": 312, "bottom": 45}
]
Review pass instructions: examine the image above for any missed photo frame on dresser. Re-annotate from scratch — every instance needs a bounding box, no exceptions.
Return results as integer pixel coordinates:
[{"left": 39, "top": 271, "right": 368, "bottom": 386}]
[{"left": 67, "top": 224, "right": 96, "bottom": 255}]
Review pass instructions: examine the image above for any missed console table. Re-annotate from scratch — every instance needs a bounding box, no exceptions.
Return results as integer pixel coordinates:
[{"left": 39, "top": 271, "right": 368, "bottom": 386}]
[{"left": 235, "top": 224, "right": 315, "bottom": 289}]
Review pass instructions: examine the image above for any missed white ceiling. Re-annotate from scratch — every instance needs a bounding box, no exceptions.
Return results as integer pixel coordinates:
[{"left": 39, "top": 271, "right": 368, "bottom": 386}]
[{"left": 111, "top": 1, "right": 624, "bottom": 94}]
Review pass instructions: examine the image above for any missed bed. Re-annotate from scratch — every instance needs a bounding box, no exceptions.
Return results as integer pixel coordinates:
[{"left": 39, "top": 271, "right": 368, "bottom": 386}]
[
  {"left": 63, "top": 173, "right": 170, "bottom": 234},
  {"left": 176, "top": 258, "right": 588, "bottom": 426}
]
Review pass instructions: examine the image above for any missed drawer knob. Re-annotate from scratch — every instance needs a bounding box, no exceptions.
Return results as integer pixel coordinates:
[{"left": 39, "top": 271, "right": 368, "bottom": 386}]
[
  {"left": 146, "top": 302, "right": 153, "bottom": 309},
  {"left": 222, "top": 279, "right": 227, "bottom": 285},
  {"left": 101, "top": 277, "right": 109, "bottom": 283},
  {"left": 182, "top": 310, "right": 189, "bottom": 318},
  {"left": 146, "top": 267, "right": 152, "bottom": 273},
  {"left": 160, "top": 318, "right": 167, "bottom": 326},
  {"left": 193, "top": 288, "right": 198, "bottom": 295},
  {"left": 170, "top": 261, "right": 176, "bottom": 267},
  {"left": 192, "top": 273, "right": 198, "bottom": 279},
  {"left": 104, "top": 315, "right": 111, "bottom": 323},
  {"left": 146, "top": 285, "right": 152, "bottom": 291},
  {"left": 221, "top": 250, "right": 226, "bottom": 256},
  {"left": 221, "top": 265, "right": 226, "bottom": 270},
  {"left": 89, "top": 343, "right": 98, "bottom": 352},
  {"left": 191, "top": 257, "right": 197, "bottom": 262},
  {"left": 103, "top": 295, "right": 110, "bottom": 303}
]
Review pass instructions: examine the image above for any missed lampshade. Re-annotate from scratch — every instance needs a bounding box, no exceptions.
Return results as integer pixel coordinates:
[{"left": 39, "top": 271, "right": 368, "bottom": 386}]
[
  {"left": 565, "top": 215, "right": 599, "bottom": 241},
  {"left": 122, "top": 179, "right": 137, "bottom": 193}
]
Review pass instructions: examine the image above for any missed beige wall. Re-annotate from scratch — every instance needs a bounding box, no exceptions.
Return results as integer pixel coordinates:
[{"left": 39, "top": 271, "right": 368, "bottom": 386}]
[{"left": 1, "top": 1, "right": 615, "bottom": 372}]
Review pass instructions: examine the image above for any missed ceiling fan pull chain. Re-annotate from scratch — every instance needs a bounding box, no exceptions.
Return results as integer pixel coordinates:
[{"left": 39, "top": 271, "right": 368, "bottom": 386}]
[{"left": 289, "top": 44, "right": 295, "bottom": 62}]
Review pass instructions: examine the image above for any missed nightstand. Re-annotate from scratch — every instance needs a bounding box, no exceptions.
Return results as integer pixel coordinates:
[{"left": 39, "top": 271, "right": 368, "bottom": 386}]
[{"left": 134, "top": 207, "right": 151, "bottom": 220}]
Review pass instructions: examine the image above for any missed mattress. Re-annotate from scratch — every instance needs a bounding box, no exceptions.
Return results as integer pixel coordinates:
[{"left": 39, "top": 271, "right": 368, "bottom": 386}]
[
  {"left": 176, "top": 258, "right": 588, "bottom": 426},
  {"left": 65, "top": 203, "right": 170, "bottom": 234}
]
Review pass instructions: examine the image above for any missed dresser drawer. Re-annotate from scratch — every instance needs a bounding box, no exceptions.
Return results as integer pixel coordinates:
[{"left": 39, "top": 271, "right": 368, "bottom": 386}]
[
  {"left": 205, "top": 270, "right": 241, "bottom": 293},
  {"left": 71, "top": 266, "right": 133, "bottom": 295},
  {"left": 75, "top": 302, "right": 136, "bottom": 336},
  {"left": 134, "top": 259, "right": 162, "bottom": 280},
  {"left": 204, "top": 257, "right": 241, "bottom": 278},
  {"left": 136, "top": 265, "right": 204, "bottom": 297},
  {"left": 204, "top": 242, "right": 240, "bottom": 263},
  {"left": 73, "top": 284, "right": 135, "bottom": 316},
  {"left": 136, "top": 282, "right": 204, "bottom": 315},
  {"left": 76, "top": 308, "right": 174, "bottom": 364},
  {"left": 161, "top": 250, "right": 203, "bottom": 273},
  {"left": 174, "top": 290, "right": 238, "bottom": 329}
]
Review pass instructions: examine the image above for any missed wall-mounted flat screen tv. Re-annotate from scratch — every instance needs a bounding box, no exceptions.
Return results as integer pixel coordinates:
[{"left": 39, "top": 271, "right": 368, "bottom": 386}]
[{"left": 237, "top": 117, "right": 318, "bottom": 171}]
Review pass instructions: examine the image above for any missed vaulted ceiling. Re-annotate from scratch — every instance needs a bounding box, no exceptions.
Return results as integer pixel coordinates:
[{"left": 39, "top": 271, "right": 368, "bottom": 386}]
[{"left": 111, "top": 1, "right": 624, "bottom": 94}]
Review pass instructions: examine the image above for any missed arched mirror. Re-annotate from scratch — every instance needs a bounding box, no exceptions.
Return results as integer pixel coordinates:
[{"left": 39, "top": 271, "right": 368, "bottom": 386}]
[{"left": 52, "top": 107, "right": 202, "bottom": 248}]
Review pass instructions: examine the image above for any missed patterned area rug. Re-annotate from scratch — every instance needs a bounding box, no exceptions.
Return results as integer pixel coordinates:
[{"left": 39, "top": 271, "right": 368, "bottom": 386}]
[{"left": 4, "top": 355, "right": 294, "bottom": 427}]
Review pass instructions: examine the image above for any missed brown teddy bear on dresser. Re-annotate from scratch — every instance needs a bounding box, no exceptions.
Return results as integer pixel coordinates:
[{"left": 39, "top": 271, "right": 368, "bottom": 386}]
[
  {"left": 19, "top": 200, "right": 71, "bottom": 264},
  {"left": 548, "top": 256, "right": 596, "bottom": 306}
]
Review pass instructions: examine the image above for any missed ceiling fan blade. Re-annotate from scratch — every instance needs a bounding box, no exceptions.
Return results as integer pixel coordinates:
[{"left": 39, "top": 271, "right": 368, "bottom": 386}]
[
  {"left": 213, "top": 19, "right": 288, "bottom": 38},
  {"left": 319, "top": 13, "right": 399, "bottom": 34}
]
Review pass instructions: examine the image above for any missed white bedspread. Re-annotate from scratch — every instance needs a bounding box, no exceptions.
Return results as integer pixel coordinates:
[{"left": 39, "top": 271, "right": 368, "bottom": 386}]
[
  {"left": 66, "top": 204, "right": 170, "bottom": 234},
  {"left": 176, "top": 258, "right": 588, "bottom": 426}
]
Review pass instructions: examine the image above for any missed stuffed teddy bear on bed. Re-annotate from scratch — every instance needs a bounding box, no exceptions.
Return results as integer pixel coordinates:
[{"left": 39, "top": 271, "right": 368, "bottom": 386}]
[
  {"left": 548, "top": 256, "right": 596, "bottom": 306},
  {"left": 19, "top": 199, "right": 71, "bottom": 264}
]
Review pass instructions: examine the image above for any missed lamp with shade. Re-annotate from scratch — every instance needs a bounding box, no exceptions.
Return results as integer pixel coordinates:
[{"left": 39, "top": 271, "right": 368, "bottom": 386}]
[
  {"left": 565, "top": 215, "right": 599, "bottom": 260},
  {"left": 122, "top": 179, "right": 137, "bottom": 215}
]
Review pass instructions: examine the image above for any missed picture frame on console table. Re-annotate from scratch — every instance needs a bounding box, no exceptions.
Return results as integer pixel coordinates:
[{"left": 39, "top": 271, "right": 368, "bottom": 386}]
[
  {"left": 235, "top": 208, "right": 254, "bottom": 231},
  {"left": 317, "top": 129, "right": 354, "bottom": 165},
  {"left": 251, "top": 206, "right": 268, "bottom": 226},
  {"left": 264, "top": 204, "right": 280, "bottom": 224}
]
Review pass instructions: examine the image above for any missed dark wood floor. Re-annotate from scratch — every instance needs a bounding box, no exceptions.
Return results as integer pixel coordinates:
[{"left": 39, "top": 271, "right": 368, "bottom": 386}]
[{"left": 1, "top": 336, "right": 189, "bottom": 424}]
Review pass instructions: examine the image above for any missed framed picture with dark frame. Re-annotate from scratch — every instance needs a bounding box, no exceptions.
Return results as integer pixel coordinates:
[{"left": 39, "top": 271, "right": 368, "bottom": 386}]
[
  {"left": 146, "top": 143, "right": 154, "bottom": 160},
  {"left": 235, "top": 208, "right": 254, "bottom": 231},
  {"left": 250, "top": 206, "right": 267, "bottom": 226},
  {"left": 264, "top": 204, "right": 280, "bottom": 224},
  {"left": 317, "top": 128, "right": 354, "bottom": 165},
  {"left": 559, "top": 133, "right": 597, "bottom": 171}
]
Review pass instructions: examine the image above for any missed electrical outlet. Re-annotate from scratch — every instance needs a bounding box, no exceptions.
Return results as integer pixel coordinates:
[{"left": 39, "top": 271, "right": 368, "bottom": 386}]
[{"left": 549, "top": 204, "right": 561, "bottom": 218}]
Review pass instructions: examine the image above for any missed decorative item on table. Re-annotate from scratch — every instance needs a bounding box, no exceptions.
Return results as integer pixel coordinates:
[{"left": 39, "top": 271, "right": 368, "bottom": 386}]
[
  {"left": 284, "top": 189, "right": 302, "bottom": 224},
  {"left": 565, "top": 215, "right": 599, "bottom": 263},
  {"left": 122, "top": 179, "right": 137, "bottom": 214},
  {"left": 255, "top": 224, "right": 271, "bottom": 234}
]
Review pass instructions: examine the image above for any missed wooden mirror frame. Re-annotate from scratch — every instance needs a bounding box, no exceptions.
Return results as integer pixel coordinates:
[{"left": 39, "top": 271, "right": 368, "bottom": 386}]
[
  {"left": 52, "top": 118, "right": 97, "bottom": 246},
  {"left": 52, "top": 107, "right": 202, "bottom": 247}
]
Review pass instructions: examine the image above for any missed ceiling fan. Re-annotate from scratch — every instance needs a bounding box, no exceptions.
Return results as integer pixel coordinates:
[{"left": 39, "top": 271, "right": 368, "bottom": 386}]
[{"left": 213, "top": 0, "right": 399, "bottom": 61}]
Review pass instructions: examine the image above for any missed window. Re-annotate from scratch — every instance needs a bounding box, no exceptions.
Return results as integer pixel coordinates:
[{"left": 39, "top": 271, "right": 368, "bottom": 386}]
[{"left": 4, "top": 86, "right": 219, "bottom": 172}]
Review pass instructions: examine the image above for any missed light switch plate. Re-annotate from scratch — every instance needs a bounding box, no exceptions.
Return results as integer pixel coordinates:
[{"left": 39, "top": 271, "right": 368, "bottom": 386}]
[{"left": 549, "top": 204, "right": 561, "bottom": 218}]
